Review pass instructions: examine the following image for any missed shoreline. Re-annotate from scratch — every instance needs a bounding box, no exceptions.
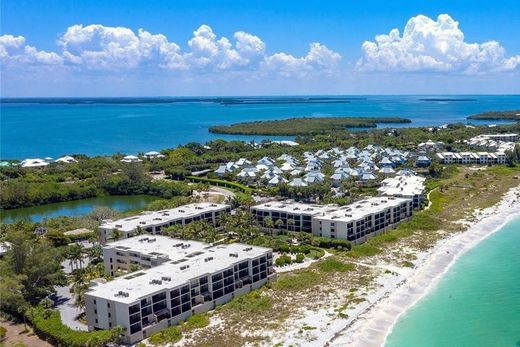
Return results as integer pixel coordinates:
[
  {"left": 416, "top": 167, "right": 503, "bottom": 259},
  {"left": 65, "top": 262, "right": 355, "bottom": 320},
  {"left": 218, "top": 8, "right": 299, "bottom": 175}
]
[{"left": 326, "top": 185, "right": 520, "bottom": 347}]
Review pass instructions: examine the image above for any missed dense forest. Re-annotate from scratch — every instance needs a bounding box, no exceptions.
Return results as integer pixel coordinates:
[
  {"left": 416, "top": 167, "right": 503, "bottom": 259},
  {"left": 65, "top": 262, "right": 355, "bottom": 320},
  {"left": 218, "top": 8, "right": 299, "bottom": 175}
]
[
  {"left": 467, "top": 110, "right": 520, "bottom": 121},
  {"left": 209, "top": 117, "right": 412, "bottom": 135},
  {"left": 2, "top": 121, "right": 520, "bottom": 210}
]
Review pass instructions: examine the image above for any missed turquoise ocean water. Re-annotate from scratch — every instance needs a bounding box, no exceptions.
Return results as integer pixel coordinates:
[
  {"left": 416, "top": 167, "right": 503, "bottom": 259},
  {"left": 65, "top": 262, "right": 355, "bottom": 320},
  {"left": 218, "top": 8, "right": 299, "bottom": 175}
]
[
  {"left": 2, "top": 95, "right": 520, "bottom": 159},
  {"left": 386, "top": 216, "right": 520, "bottom": 347}
]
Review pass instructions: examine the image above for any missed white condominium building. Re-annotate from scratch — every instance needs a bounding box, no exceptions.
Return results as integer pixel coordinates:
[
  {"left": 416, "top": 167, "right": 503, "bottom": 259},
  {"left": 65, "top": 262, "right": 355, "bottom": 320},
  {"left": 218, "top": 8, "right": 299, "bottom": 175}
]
[
  {"left": 378, "top": 174, "right": 426, "bottom": 208},
  {"left": 98, "top": 203, "right": 231, "bottom": 243},
  {"left": 85, "top": 236, "right": 274, "bottom": 344},
  {"left": 436, "top": 152, "right": 507, "bottom": 165},
  {"left": 251, "top": 197, "right": 412, "bottom": 244}
]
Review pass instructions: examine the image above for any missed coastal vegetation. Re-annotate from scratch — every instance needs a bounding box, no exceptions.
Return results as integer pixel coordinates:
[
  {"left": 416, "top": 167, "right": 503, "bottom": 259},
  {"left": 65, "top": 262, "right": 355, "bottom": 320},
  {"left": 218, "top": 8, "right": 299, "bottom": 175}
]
[
  {"left": 208, "top": 117, "right": 412, "bottom": 136},
  {"left": 3, "top": 121, "right": 520, "bottom": 211},
  {"left": 467, "top": 109, "right": 520, "bottom": 121},
  {"left": 0, "top": 161, "right": 192, "bottom": 209}
]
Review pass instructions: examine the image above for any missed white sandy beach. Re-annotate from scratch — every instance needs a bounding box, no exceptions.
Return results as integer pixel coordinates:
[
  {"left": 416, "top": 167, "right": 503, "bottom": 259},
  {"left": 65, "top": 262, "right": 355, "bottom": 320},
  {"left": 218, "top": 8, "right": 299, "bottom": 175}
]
[
  {"left": 324, "top": 185, "right": 520, "bottom": 347},
  {"left": 177, "top": 185, "right": 520, "bottom": 347}
]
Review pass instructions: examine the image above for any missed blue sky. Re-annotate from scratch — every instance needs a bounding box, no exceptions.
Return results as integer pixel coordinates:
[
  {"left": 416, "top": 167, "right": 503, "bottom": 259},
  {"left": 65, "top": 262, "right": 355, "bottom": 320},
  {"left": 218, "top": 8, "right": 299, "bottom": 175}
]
[{"left": 1, "top": 0, "right": 520, "bottom": 96}]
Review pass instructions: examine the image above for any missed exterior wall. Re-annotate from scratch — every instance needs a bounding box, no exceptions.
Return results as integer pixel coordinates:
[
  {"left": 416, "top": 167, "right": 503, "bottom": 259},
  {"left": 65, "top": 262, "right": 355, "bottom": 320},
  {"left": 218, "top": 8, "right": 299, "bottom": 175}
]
[
  {"left": 252, "top": 200, "right": 413, "bottom": 244},
  {"left": 437, "top": 152, "right": 508, "bottom": 165},
  {"left": 99, "top": 206, "right": 231, "bottom": 243},
  {"left": 251, "top": 208, "right": 313, "bottom": 233},
  {"left": 87, "top": 251, "right": 275, "bottom": 344},
  {"left": 103, "top": 246, "right": 168, "bottom": 276}
]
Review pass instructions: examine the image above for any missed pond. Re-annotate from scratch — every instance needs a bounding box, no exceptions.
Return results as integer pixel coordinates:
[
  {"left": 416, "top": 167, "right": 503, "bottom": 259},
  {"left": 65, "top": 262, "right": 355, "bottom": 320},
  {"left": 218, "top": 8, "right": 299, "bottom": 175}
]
[{"left": 0, "top": 195, "right": 159, "bottom": 223}]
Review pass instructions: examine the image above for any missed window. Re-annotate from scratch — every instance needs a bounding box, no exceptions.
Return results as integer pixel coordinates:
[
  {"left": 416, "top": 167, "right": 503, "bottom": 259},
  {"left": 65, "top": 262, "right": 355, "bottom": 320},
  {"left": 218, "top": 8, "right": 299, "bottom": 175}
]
[
  {"left": 129, "top": 304, "right": 140, "bottom": 315},
  {"left": 130, "top": 323, "right": 142, "bottom": 334},
  {"left": 170, "top": 288, "right": 180, "bottom": 298}
]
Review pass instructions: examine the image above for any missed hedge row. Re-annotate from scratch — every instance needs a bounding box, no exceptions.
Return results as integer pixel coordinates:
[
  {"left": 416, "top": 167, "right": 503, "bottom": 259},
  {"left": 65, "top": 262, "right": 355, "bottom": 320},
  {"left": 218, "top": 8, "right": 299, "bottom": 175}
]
[
  {"left": 186, "top": 176, "right": 252, "bottom": 193},
  {"left": 28, "top": 307, "right": 116, "bottom": 347}
]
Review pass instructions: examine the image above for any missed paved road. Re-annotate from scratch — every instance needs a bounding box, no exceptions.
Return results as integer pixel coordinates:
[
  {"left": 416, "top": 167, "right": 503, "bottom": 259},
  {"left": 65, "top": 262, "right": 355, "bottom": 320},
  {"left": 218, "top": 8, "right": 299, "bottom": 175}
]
[{"left": 53, "top": 285, "right": 88, "bottom": 331}]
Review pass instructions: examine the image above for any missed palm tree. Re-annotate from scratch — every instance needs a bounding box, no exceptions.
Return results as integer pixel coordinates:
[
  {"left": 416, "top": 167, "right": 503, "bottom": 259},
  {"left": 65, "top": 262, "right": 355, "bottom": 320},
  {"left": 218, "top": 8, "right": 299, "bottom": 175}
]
[
  {"left": 112, "top": 229, "right": 123, "bottom": 241},
  {"left": 87, "top": 245, "right": 103, "bottom": 265},
  {"left": 110, "top": 325, "right": 126, "bottom": 344},
  {"left": 287, "top": 218, "right": 295, "bottom": 232},
  {"left": 68, "top": 244, "right": 84, "bottom": 271},
  {"left": 264, "top": 216, "right": 274, "bottom": 235},
  {"left": 275, "top": 219, "right": 284, "bottom": 233}
]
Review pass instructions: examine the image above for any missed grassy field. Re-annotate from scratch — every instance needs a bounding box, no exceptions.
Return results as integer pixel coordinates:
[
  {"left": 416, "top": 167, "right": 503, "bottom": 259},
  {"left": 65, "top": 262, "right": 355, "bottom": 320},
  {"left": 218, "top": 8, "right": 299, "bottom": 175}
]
[{"left": 209, "top": 117, "right": 411, "bottom": 136}]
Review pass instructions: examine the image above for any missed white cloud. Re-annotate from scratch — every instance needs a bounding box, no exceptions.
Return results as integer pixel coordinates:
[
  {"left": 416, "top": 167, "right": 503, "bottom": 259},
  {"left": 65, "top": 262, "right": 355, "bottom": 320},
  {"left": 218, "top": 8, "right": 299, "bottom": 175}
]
[
  {"left": 264, "top": 42, "right": 341, "bottom": 77},
  {"left": 0, "top": 34, "right": 63, "bottom": 66},
  {"left": 2, "top": 24, "right": 341, "bottom": 77},
  {"left": 358, "top": 14, "right": 520, "bottom": 74}
]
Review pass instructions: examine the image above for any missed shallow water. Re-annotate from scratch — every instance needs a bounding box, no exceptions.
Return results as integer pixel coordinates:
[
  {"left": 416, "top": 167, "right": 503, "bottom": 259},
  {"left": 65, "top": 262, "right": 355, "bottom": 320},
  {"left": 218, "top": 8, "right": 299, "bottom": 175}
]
[
  {"left": 386, "top": 216, "right": 520, "bottom": 347},
  {"left": 0, "top": 195, "right": 158, "bottom": 223},
  {"left": 2, "top": 95, "right": 519, "bottom": 159}
]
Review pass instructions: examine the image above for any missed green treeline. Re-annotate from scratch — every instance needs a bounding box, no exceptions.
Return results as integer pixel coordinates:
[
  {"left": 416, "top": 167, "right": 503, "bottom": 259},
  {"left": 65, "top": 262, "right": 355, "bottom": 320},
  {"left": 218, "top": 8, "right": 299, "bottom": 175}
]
[
  {"left": 209, "top": 117, "right": 412, "bottom": 135},
  {"left": 0, "top": 160, "right": 192, "bottom": 209},
  {"left": 468, "top": 110, "right": 520, "bottom": 121}
]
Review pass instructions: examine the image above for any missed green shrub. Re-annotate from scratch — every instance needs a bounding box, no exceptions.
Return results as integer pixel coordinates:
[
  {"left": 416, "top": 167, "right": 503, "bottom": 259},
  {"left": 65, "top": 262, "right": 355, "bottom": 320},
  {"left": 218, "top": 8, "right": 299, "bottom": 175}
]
[
  {"left": 295, "top": 253, "right": 305, "bottom": 263},
  {"left": 182, "top": 313, "right": 209, "bottom": 331},
  {"left": 278, "top": 242, "right": 290, "bottom": 253},
  {"left": 273, "top": 270, "right": 321, "bottom": 291},
  {"left": 28, "top": 307, "right": 116, "bottom": 347},
  {"left": 317, "top": 257, "right": 354, "bottom": 273},
  {"left": 0, "top": 326, "right": 6, "bottom": 339},
  {"left": 275, "top": 257, "right": 286, "bottom": 266},
  {"left": 149, "top": 326, "right": 182, "bottom": 346},
  {"left": 226, "top": 290, "right": 272, "bottom": 312}
]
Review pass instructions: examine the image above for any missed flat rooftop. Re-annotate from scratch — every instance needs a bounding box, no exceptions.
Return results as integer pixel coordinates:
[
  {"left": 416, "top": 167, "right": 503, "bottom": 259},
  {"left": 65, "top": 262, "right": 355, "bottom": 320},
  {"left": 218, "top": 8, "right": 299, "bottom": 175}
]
[
  {"left": 105, "top": 236, "right": 209, "bottom": 262},
  {"left": 99, "top": 203, "right": 229, "bottom": 232},
  {"left": 313, "top": 197, "right": 411, "bottom": 223},
  {"left": 88, "top": 236, "right": 270, "bottom": 303},
  {"left": 253, "top": 197, "right": 411, "bottom": 222},
  {"left": 378, "top": 174, "right": 426, "bottom": 197}
]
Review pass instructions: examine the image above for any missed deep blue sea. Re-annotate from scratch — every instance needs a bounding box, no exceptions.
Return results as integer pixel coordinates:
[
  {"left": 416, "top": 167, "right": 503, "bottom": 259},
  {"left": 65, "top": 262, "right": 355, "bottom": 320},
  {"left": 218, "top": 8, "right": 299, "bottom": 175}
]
[{"left": 1, "top": 95, "right": 519, "bottom": 159}]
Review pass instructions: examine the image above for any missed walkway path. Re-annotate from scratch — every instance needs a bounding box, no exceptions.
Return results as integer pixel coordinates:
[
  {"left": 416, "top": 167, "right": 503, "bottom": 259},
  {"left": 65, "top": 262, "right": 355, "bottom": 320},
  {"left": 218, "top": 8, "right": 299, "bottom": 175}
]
[{"left": 53, "top": 285, "right": 88, "bottom": 331}]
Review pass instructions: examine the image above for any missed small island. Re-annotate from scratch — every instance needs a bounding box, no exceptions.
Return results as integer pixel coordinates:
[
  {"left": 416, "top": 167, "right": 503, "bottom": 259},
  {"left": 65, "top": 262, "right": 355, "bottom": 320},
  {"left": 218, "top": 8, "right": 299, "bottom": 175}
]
[
  {"left": 209, "top": 117, "right": 412, "bottom": 136},
  {"left": 467, "top": 110, "right": 520, "bottom": 121},
  {"left": 419, "top": 98, "right": 477, "bottom": 102}
]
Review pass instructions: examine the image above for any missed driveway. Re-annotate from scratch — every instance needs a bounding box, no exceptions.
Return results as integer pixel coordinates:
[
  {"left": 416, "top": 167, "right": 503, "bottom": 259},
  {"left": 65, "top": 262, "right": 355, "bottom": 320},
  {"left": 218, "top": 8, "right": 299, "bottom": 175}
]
[{"left": 53, "top": 285, "right": 88, "bottom": 331}]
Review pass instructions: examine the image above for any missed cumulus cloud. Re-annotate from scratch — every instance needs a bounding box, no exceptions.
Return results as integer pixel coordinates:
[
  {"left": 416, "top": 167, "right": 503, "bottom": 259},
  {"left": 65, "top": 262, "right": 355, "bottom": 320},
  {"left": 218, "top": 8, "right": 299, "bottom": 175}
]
[
  {"left": 358, "top": 14, "right": 520, "bottom": 74},
  {"left": 0, "top": 34, "right": 63, "bottom": 66},
  {"left": 264, "top": 42, "right": 341, "bottom": 77},
  {"left": 1, "top": 24, "right": 341, "bottom": 77}
]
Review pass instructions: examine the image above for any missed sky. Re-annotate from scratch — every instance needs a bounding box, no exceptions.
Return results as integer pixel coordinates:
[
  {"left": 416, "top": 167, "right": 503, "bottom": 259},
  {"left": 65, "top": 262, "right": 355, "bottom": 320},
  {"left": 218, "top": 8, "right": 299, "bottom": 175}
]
[{"left": 1, "top": 0, "right": 520, "bottom": 96}]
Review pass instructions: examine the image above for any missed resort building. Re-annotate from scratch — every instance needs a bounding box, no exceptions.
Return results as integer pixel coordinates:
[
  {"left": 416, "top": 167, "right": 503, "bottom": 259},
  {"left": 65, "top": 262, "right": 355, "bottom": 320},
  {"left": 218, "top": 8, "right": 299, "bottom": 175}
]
[
  {"left": 19, "top": 158, "right": 49, "bottom": 168},
  {"left": 251, "top": 197, "right": 412, "bottom": 244},
  {"left": 85, "top": 236, "right": 274, "bottom": 344},
  {"left": 378, "top": 172, "right": 426, "bottom": 208},
  {"left": 98, "top": 203, "right": 231, "bottom": 243},
  {"left": 436, "top": 151, "right": 507, "bottom": 165}
]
